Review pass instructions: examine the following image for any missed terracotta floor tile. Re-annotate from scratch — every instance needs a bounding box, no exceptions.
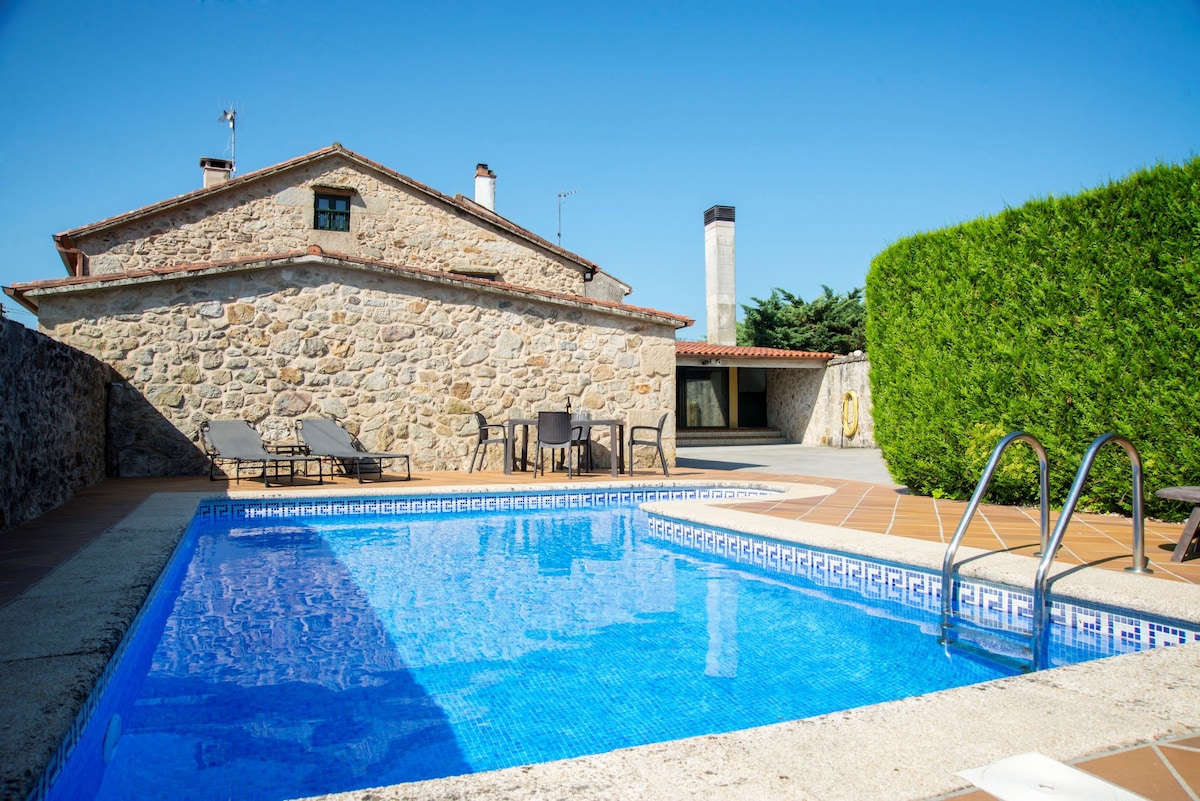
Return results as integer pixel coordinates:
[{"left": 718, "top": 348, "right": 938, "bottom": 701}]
[
  {"left": 1166, "top": 736, "right": 1200, "bottom": 750},
  {"left": 1077, "top": 746, "right": 1194, "bottom": 801},
  {"left": 1158, "top": 742, "right": 1200, "bottom": 795}
]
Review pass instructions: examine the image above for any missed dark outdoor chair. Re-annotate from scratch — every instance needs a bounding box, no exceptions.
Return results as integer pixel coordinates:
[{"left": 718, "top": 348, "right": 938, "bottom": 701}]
[
  {"left": 469, "top": 412, "right": 510, "bottom": 473},
  {"left": 629, "top": 413, "right": 670, "bottom": 477},
  {"left": 295, "top": 418, "right": 411, "bottom": 483},
  {"left": 570, "top": 414, "right": 594, "bottom": 473},
  {"left": 534, "top": 411, "right": 582, "bottom": 479},
  {"left": 200, "top": 420, "right": 316, "bottom": 487}
]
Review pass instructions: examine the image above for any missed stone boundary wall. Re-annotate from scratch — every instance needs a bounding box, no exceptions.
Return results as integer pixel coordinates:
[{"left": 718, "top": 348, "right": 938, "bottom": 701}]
[
  {"left": 0, "top": 315, "right": 111, "bottom": 532},
  {"left": 802, "top": 352, "right": 876, "bottom": 448},
  {"left": 765, "top": 367, "right": 825, "bottom": 443}
]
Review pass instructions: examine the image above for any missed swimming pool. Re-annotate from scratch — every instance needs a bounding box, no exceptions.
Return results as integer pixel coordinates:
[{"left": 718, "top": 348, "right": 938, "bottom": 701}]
[{"left": 39, "top": 487, "right": 1200, "bottom": 801}]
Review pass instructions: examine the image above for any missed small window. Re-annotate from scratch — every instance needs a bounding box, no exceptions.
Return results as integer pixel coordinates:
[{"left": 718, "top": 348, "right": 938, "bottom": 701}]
[{"left": 314, "top": 193, "right": 350, "bottom": 232}]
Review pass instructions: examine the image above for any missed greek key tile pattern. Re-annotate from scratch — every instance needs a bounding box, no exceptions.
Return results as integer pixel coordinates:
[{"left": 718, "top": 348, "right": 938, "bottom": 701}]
[
  {"left": 194, "top": 487, "right": 774, "bottom": 521},
  {"left": 644, "top": 516, "right": 1200, "bottom": 661}
]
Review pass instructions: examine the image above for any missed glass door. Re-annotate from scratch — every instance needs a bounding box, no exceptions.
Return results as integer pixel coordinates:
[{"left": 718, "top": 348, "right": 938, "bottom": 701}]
[{"left": 677, "top": 367, "right": 729, "bottom": 429}]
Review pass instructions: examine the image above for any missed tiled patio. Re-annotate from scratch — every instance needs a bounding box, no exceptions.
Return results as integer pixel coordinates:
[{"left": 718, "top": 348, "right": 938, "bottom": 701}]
[{"left": 2, "top": 461, "right": 1197, "bottom": 800}]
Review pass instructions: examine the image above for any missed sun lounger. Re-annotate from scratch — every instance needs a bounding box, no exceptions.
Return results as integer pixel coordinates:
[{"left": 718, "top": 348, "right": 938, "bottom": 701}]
[
  {"left": 201, "top": 420, "right": 318, "bottom": 487},
  {"left": 295, "top": 418, "right": 411, "bottom": 483}
]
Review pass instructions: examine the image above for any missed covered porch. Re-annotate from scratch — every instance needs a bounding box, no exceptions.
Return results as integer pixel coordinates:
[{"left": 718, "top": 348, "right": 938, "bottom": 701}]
[{"left": 674, "top": 341, "right": 831, "bottom": 447}]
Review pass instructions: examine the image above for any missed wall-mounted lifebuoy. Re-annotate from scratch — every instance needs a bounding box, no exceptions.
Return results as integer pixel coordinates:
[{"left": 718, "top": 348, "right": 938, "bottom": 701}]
[{"left": 841, "top": 390, "right": 859, "bottom": 437}]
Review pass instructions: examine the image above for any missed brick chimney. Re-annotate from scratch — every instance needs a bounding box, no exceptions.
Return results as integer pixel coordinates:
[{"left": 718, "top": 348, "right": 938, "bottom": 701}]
[
  {"left": 474, "top": 163, "right": 496, "bottom": 211},
  {"left": 200, "top": 157, "right": 234, "bottom": 189},
  {"left": 704, "top": 205, "right": 736, "bottom": 346}
]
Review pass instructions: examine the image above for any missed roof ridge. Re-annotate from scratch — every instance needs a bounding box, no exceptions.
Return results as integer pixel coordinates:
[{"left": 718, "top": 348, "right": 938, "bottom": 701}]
[{"left": 51, "top": 145, "right": 613, "bottom": 282}]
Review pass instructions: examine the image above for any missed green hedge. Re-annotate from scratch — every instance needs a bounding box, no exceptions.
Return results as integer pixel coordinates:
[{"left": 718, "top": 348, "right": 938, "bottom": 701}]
[{"left": 866, "top": 158, "right": 1200, "bottom": 519}]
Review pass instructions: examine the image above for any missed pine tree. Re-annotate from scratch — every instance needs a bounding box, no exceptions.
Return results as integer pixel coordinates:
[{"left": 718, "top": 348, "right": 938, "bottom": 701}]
[{"left": 737, "top": 286, "right": 866, "bottom": 354}]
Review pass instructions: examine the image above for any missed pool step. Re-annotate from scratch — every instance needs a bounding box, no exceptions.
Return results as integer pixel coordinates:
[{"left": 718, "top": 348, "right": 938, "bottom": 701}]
[
  {"left": 940, "top": 619, "right": 1034, "bottom": 674},
  {"left": 676, "top": 428, "right": 787, "bottom": 447}
]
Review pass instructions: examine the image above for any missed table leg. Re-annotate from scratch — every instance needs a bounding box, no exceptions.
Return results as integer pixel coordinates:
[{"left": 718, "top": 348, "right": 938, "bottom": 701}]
[
  {"left": 504, "top": 422, "right": 514, "bottom": 475},
  {"left": 1170, "top": 507, "right": 1200, "bottom": 563},
  {"left": 610, "top": 423, "right": 619, "bottom": 478},
  {"left": 616, "top": 425, "right": 625, "bottom": 476},
  {"left": 520, "top": 425, "right": 530, "bottom": 471}
]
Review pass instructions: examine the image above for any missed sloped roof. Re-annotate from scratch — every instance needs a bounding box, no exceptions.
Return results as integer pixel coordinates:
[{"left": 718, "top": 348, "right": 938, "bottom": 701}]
[
  {"left": 52, "top": 143, "right": 612, "bottom": 282},
  {"left": 5, "top": 246, "right": 691, "bottom": 330},
  {"left": 675, "top": 341, "right": 834, "bottom": 360}
]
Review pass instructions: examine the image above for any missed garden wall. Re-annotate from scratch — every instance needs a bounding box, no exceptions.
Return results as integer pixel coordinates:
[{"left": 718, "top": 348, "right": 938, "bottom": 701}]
[
  {"left": 764, "top": 355, "right": 875, "bottom": 447},
  {"left": 0, "top": 314, "right": 112, "bottom": 532},
  {"left": 802, "top": 352, "right": 876, "bottom": 448}
]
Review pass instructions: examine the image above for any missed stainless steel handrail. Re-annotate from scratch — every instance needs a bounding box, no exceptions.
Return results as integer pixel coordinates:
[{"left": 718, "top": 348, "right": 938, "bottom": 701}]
[
  {"left": 939, "top": 432, "right": 1049, "bottom": 641},
  {"left": 1031, "top": 433, "right": 1150, "bottom": 670}
]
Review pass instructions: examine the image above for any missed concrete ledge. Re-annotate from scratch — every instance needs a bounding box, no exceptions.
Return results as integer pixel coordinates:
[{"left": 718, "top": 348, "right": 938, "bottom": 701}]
[{"left": 0, "top": 492, "right": 206, "bottom": 801}]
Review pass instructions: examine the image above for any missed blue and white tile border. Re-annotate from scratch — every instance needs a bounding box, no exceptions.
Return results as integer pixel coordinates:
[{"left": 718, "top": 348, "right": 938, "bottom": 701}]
[
  {"left": 644, "top": 516, "right": 1200, "bottom": 664},
  {"left": 193, "top": 486, "right": 776, "bottom": 521}
]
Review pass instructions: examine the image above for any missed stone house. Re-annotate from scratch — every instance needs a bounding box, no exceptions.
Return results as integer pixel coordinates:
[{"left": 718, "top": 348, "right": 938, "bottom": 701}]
[{"left": 5, "top": 145, "right": 690, "bottom": 475}]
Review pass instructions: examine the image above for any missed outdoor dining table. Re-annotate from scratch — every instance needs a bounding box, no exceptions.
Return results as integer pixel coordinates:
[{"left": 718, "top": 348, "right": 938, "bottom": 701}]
[{"left": 504, "top": 417, "right": 626, "bottom": 478}]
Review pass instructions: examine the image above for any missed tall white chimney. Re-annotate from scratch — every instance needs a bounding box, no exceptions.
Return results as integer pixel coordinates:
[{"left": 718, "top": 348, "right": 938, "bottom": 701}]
[
  {"left": 704, "top": 205, "right": 737, "bottom": 346},
  {"left": 474, "top": 163, "right": 496, "bottom": 211},
  {"left": 200, "top": 157, "right": 234, "bottom": 189}
]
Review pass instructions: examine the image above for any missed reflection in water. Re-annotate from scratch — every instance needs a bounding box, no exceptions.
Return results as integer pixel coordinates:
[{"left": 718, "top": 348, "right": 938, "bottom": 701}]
[
  {"left": 327, "top": 509, "right": 676, "bottom": 669},
  {"left": 705, "top": 570, "right": 739, "bottom": 678},
  {"left": 72, "top": 524, "right": 469, "bottom": 801}
]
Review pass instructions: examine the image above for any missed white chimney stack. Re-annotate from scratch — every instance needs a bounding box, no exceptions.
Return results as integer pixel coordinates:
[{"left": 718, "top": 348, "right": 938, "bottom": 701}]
[
  {"left": 474, "top": 163, "right": 496, "bottom": 211},
  {"left": 200, "top": 157, "right": 234, "bottom": 189},
  {"left": 704, "top": 205, "right": 737, "bottom": 346}
]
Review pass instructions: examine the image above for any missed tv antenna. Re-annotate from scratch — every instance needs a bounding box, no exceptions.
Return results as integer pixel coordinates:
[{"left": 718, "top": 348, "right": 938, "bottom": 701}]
[
  {"left": 217, "top": 105, "right": 238, "bottom": 173},
  {"left": 556, "top": 190, "right": 577, "bottom": 246}
]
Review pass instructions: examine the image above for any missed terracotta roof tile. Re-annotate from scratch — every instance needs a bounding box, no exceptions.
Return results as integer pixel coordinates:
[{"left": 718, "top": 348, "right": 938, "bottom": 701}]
[
  {"left": 675, "top": 341, "right": 834, "bottom": 360},
  {"left": 4, "top": 249, "right": 692, "bottom": 330}
]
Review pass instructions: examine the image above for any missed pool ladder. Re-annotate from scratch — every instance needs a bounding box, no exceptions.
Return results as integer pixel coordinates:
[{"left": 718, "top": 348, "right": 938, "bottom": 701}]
[{"left": 938, "top": 432, "right": 1151, "bottom": 672}]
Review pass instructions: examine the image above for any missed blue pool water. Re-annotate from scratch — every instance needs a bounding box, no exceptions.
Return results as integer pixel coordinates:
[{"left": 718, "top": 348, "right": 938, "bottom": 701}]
[{"left": 43, "top": 488, "right": 1200, "bottom": 801}]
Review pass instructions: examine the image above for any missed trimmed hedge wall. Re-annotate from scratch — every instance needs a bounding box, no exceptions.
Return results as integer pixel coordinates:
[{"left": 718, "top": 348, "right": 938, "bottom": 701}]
[{"left": 866, "top": 158, "right": 1200, "bottom": 519}]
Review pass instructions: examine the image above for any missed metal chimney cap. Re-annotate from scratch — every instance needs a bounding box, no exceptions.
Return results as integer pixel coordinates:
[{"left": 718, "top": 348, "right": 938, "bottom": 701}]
[{"left": 704, "top": 205, "right": 736, "bottom": 225}]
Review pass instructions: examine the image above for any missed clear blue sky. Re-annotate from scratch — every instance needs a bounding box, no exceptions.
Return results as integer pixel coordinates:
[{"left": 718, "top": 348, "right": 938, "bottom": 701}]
[{"left": 1, "top": 1, "right": 1197, "bottom": 336}]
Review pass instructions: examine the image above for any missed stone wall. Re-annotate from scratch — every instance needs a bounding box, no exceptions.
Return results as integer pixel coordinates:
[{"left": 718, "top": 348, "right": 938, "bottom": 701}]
[
  {"left": 0, "top": 315, "right": 110, "bottom": 532},
  {"left": 765, "top": 367, "right": 826, "bottom": 443},
  {"left": 802, "top": 352, "right": 876, "bottom": 448},
  {"left": 37, "top": 262, "right": 677, "bottom": 476},
  {"left": 73, "top": 156, "right": 588, "bottom": 296}
]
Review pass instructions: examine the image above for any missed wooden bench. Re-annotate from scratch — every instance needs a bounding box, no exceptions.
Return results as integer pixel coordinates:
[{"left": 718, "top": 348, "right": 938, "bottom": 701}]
[{"left": 1154, "top": 486, "right": 1200, "bottom": 562}]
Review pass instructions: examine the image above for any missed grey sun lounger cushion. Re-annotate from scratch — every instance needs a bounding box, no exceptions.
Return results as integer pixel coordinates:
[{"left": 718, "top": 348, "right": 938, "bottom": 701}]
[
  {"left": 201, "top": 420, "right": 315, "bottom": 487},
  {"left": 295, "top": 418, "right": 411, "bottom": 482}
]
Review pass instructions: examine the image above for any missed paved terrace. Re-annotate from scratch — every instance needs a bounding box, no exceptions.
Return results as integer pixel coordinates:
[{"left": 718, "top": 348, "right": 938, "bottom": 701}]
[{"left": 2, "top": 446, "right": 1198, "bottom": 800}]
